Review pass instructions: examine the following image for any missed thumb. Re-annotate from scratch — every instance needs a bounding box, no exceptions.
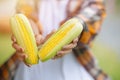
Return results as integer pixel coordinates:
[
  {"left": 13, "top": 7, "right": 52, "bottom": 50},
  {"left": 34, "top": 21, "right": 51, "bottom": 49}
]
[{"left": 35, "top": 34, "right": 44, "bottom": 46}]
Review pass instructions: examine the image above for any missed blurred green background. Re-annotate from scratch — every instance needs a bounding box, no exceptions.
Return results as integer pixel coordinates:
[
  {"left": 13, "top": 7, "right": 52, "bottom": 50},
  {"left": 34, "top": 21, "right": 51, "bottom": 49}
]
[{"left": 0, "top": 0, "right": 120, "bottom": 80}]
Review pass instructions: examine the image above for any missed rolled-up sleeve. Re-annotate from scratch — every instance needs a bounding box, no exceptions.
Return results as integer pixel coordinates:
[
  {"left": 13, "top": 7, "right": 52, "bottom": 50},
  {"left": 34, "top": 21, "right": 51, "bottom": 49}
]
[
  {"left": 73, "top": 1, "right": 110, "bottom": 80},
  {"left": 78, "top": 0, "right": 106, "bottom": 22},
  {"left": 74, "top": 0, "right": 106, "bottom": 45}
]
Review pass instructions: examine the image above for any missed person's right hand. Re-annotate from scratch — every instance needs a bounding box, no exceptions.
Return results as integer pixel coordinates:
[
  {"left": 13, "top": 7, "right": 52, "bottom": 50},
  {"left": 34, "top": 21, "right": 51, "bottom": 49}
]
[
  {"left": 11, "top": 34, "right": 43, "bottom": 67},
  {"left": 11, "top": 19, "right": 43, "bottom": 67},
  {"left": 11, "top": 35, "right": 26, "bottom": 63}
]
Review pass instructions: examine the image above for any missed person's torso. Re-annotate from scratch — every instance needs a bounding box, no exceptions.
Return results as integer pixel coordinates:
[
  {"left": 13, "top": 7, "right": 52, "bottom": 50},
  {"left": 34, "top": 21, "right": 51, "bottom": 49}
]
[
  {"left": 14, "top": 1, "right": 93, "bottom": 80},
  {"left": 39, "top": 0, "right": 69, "bottom": 36},
  {"left": 38, "top": 0, "right": 83, "bottom": 36}
]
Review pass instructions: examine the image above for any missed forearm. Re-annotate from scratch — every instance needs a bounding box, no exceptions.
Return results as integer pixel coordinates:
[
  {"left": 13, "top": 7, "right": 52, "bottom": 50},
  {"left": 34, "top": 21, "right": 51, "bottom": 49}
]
[
  {"left": 73, "top": 45, "right": 110, "bottom": 80},
  {"left": 72, "top": 0, "right": 110, "bottom": 80},
  {"left": 76, "top": 0, "right": 106, "bottom": 34}
]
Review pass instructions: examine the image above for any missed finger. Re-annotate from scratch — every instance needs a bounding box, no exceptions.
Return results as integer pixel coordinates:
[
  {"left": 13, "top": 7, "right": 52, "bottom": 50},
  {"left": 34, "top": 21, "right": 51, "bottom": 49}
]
[
  {"left": 57, "top": 49, "right": 72, "bottom": 56},
  {"left": 53, "top": 49, "right": 72, "bottom": 60},
  {"left": 12, "top": 43, "right": 24, "bottom": 52},
  {"left": 15, "top": 51, "right": 27, "bottom": 61},
  {"left": 23, "top": 61, "right": 32, "bottom": 67},
  {"left": 72, "top": 43, "right": 77, "bottom": 48},
  {"left": 35, "top": 34, "right": 44, "bottom": 46},
  {"left": 52, "top": 42, "right": 77, "bottom": 60},
  {"left": 52, "top": 53, "right": 63, "bottom": 60},
  {"left": 61, "top": 37, "right": 78, "bottom": 50},
  {"left": 17, "top": 53, "right": 28, "bottom": 59},
  {"left": 52, "top": 50, "right": 64, "bottom": 59},
  {"left": 52, "top": 55, "right": 63, "bottom": 60},
  {"left": 11, "top": 34, "right": 16, "bottom": 43},
  {"left": 15, "top": 52, "right": 31, "bottom": 67},
  {"left": 18, "top": 54, "right": 31, "bottom": 67},
  {"left": 62, "top": 43, "right": 77, "bottom": 50},
  {"left": 72, "top": 37, "right": 78, "bottom": 43},
  {"left": 62, "top": 44, "right": 73, "bottom": 50},
  {"left": 53, "top": 50, "right": 72, "bottom": 60},
  {"left": 18, "top": 54, "right": 27, "bottom": 61},
  {"left": 25, "top": 63, "right": 32, "bottom": 67}
]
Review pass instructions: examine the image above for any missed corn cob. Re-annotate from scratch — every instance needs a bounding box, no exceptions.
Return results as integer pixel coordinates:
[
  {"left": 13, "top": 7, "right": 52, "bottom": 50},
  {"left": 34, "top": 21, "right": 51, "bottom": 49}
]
[
  {"left": 38, "top": 18, "right": 83, "bottom": 62},
  {"left": 10, "top": 14, "right": 38, "bottom": 65}
]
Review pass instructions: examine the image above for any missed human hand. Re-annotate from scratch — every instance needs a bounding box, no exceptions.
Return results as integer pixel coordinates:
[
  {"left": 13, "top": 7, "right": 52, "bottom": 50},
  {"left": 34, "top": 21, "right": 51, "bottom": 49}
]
[
  {"left": 11, "top": 19, "right": 43, "bottom": 67},
  {"left": 11, "top": 33, "right": 43, "bottom": 67},
  {"left": 52, "top": 37, "right": 78, "bottom": 59},
  {"left": 11, "top": 35, "right": 29, "bottom": 66},
  {"left": 43, "top": 30, "right": 79, "bottom": 60}
]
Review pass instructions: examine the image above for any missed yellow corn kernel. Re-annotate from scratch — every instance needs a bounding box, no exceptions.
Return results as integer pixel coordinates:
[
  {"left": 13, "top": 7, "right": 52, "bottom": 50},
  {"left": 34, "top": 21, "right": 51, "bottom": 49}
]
[
  {"left": 10, "top": 14, "right": 38, "bottom": 65},
  {"left": 38, "top": 18, "right": 83, "bottom": 62}
]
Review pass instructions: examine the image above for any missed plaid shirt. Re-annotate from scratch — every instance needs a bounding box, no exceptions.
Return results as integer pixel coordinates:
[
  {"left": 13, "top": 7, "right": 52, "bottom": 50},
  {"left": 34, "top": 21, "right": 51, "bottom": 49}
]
[
  {"left": 0, "top": 54, "right": 19, "bottom": 80},
  {"left": 0, "top": 0, "right": 110, "bottom": 80}
]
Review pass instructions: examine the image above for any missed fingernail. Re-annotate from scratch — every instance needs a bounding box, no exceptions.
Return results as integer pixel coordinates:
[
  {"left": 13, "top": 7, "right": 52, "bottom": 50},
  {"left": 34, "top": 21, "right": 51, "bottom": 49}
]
[
  {"left": 52, "top": 57, "right": 55, "bottom": 60},
  {"left": 25, "top": 64, "right": 31, "bottom": 67},
  {"left": 24, "top": 54, "right": 28, "bottom": 59},
  {"left": 13, "top": 38, "right": 16, "bottom": 42},
  {"left": 27, "top": 64, "right": 31, "bottom": 67},
  {"left": 20, "top": 48, "right": 24, "bottom": 52}
]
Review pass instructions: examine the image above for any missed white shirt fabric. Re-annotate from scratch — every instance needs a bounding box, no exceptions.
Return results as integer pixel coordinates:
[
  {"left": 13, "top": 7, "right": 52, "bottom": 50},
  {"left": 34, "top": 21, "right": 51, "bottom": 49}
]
[{"left": 14, "top": 0, "right": 93, "bottom": 80}]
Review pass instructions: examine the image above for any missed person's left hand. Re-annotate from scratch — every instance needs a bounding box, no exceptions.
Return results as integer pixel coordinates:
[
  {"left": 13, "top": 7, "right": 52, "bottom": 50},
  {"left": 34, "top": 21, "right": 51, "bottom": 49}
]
[
  {"left": 52, "top": 37, "right": 78, "bottom": 59},
  {"left": 43, "top": 29, "right": 79, "bottom": 60}
]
